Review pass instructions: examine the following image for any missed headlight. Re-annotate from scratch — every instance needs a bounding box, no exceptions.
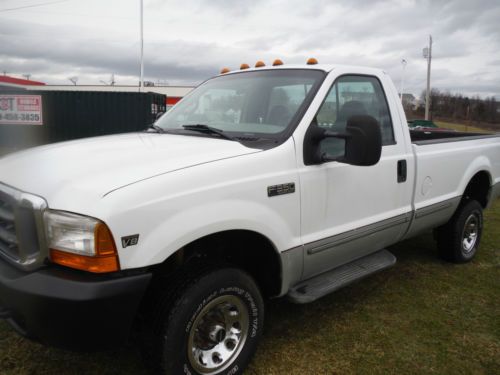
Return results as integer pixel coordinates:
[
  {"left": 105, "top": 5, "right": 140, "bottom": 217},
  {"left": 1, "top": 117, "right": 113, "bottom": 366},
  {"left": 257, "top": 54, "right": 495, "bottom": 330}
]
[{"left": 44, "top": 210, "right": 120, "bottom": 273}]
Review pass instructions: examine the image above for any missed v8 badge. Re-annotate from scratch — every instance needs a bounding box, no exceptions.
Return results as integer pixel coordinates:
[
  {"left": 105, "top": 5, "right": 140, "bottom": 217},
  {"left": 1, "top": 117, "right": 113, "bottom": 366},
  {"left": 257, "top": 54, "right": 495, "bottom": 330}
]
[{"left": 121, "top": 234, "right": 139, "bottom": 248}]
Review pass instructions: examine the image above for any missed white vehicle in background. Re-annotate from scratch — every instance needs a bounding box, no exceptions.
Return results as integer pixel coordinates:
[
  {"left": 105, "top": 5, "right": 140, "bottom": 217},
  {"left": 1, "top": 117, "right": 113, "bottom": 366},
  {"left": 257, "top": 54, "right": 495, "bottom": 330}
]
[{"left": 0, "top": 59, "right": 499, "bottom": 375}]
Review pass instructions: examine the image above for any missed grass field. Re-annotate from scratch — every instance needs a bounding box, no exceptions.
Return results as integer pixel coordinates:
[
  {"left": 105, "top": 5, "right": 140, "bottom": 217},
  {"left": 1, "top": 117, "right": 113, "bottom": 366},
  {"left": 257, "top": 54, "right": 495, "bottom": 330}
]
[
  {"left": 434, "top": 121, "right": 493, "bottom": 133},
  {"left": 1, "top": 199, "right": 499, "bottom": 374}
]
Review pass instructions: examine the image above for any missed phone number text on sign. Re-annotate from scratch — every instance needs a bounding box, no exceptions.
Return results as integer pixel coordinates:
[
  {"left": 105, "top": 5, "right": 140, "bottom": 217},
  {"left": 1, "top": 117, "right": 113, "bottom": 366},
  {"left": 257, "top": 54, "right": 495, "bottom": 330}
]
[{"left": 0, "top": 95, "right": 43, "bottom": 125}]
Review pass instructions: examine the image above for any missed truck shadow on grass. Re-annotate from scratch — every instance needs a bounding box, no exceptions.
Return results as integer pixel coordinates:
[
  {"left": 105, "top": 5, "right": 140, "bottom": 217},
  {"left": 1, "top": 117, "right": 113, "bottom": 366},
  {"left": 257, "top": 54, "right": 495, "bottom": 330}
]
[
  {"left": 0, "top": 324, "right": 148, "bottom": 375},
  {"left": 1, "top": 228, "right": 498, "bottom": 375}
]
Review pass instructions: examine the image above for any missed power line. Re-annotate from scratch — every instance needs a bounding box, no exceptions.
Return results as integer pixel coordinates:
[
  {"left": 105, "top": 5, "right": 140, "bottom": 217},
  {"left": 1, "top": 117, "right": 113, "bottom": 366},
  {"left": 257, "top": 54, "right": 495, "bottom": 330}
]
[{"left": 0, "top": 0, "right": 71, "bottom": 13}]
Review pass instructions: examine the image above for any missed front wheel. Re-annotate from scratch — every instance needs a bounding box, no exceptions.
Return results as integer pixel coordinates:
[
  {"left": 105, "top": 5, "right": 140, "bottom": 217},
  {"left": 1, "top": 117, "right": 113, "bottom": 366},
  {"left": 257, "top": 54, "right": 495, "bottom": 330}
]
[
  {"left": 146, "top": 267, "right": 264, "bottom": 375},
  {"left": 436, "top": 199, "right": 483, "bottom": 263}
]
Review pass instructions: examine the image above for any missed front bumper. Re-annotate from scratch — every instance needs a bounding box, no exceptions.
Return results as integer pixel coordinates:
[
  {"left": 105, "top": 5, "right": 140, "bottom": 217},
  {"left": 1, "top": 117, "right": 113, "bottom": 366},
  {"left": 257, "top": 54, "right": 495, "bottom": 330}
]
[{"left": 0, "top": 258, "right": 151, "bottom": 351}]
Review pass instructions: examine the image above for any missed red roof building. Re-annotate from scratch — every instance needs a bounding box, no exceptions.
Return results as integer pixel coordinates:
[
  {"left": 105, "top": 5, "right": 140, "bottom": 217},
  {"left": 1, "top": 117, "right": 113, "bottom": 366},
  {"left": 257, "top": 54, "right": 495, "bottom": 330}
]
[{"left": 0, "top": 75, "right": 46, "bottom": 86}]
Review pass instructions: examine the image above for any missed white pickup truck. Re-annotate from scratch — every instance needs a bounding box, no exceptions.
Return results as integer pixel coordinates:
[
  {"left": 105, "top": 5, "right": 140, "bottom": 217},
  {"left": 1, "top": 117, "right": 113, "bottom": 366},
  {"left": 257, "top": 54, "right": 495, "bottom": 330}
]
[{"left": 1, "top": 61, "right": 499, "bottom": 375}]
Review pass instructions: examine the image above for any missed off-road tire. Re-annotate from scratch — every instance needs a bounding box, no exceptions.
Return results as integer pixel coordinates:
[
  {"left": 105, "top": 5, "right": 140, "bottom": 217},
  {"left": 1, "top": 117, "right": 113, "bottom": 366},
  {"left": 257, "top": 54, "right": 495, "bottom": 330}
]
[{"left": 142, "top": 266, "right": 264, "bottom": 375}]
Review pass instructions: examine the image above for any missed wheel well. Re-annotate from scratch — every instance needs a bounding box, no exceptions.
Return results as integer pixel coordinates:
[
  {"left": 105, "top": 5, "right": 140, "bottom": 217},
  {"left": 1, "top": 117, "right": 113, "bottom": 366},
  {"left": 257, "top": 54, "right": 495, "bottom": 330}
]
[
  {"left": 463, "top": 171, "right": 491, "bottom": 208},
  {"left": 153, "top": 230, "right": 282, "bottom": 298}
]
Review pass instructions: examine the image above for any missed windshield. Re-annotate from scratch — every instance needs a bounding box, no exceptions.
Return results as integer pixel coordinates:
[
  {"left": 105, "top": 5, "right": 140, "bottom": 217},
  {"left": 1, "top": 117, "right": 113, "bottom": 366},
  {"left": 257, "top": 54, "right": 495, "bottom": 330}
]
[{"left": 156, "top": 69, "right": 325, "bottom": 140}]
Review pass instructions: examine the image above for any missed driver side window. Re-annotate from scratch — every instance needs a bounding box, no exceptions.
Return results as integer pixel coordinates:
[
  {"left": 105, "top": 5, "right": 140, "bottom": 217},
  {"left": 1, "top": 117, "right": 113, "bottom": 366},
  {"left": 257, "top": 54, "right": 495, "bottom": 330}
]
[{"left": 316, "top": 75, "right": 395, "bottom": 159}]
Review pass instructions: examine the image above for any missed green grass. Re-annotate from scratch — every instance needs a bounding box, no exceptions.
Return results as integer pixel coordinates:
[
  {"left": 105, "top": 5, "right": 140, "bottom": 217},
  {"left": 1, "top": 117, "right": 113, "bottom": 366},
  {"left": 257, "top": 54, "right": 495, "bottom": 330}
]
[
  {"left": 1, "top": 200, "right": 499, "bottom": 375},
  {"left": 434, "top": 121, "right": 493, "bottom": 133}
]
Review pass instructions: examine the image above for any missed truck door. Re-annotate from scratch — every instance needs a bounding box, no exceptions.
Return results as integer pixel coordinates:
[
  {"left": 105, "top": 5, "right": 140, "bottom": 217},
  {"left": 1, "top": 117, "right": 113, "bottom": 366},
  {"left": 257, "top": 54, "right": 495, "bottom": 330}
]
[{"left": 298, "top": 73, "right": 413, "bottom": 279}]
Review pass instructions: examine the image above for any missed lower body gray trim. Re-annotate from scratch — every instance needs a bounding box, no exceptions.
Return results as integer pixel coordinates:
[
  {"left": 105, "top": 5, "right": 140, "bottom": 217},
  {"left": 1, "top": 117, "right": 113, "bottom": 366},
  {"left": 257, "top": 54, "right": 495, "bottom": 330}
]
[
  {"left": 278, "top": 245, "right": 304, "bottom": 297},
  {"left": 487, "top": 182, "right": 500, "bottom": 209},
  {"left": 302, "top": 213, "right": 409, "bottom": 280},
  {"left": 402, "top": 196, "right": 462, "bottom": 240},
  {"left": 280, "top": 196, "right": 463, "bottom": 296},
  {"left": 414, "top": 200, "right": 454, "bottom": 219},
  {"left": 307, "top": 213, "right": 411, "bottom": 256}
]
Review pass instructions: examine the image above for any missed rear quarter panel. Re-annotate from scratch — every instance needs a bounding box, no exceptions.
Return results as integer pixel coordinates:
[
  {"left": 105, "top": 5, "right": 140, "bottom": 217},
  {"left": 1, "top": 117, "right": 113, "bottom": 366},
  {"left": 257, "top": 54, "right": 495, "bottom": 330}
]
[
  {"left": 412, "top": 136, "right": 500, "bottom": 209},
  {"left": 403, "top": 136, "right": 500, "bottom": 238}
]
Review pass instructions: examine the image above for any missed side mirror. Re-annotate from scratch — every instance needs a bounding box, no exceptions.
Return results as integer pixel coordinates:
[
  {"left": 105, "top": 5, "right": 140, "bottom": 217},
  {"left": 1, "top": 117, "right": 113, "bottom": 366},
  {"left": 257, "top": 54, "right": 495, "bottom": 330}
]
[
  {"left": 303, "top": 115, "right": 382, "bottom": 166},
  {"left": 339, "top": 115, "right": 382, "bottom": 166}
]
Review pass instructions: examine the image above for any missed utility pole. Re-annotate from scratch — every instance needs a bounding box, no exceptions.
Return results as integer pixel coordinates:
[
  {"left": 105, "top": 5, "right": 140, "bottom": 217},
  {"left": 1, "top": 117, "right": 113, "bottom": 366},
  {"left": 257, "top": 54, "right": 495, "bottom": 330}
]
[
  {"left": 139, "top": 0, "right": 144, "bottom": 92},
  {"left": 423, "top": 35, "right": 432, "bottom": 120},
  {"left": 400, "top": 59, "right": 407, "bottom": 101}
]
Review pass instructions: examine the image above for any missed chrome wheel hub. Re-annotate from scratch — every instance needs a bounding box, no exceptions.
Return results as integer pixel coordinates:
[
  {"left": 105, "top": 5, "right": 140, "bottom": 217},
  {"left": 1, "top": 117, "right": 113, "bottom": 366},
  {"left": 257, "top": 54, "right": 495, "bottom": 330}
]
[
  {"left": 462, "top": 213, "right": 479, "bottom": 253},
  {"left": 187, "top": 295, "right": 249, "bottom": 374}
]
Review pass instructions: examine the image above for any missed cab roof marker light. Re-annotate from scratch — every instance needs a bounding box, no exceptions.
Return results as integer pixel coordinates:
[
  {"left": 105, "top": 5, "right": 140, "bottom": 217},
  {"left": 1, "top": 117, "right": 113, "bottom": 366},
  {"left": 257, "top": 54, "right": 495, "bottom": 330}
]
[
  {"left": 240, "top": 63, "right": 250, "bottom": 70},
  {"left": 307, "top": 57, "right": 318, "bottom": 65},
  {"left": 255, "top": 61, "right": 265, "bottom": 68},
  {"left": 220, "top": 67, "right": 231, "bottom": 74},
  {"left": 272, "top": 59, "right": 284, "bottom": 66}
]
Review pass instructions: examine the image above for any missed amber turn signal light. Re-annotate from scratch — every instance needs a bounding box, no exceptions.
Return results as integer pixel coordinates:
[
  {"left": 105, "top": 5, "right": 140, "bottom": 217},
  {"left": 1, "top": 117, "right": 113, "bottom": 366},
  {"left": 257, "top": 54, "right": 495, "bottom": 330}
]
[
  {"left": 50, "top": 222, "right": 120, "bottom": 273},
  {"left": 50, "top": 249, "right": 120, "bottom": 273}
]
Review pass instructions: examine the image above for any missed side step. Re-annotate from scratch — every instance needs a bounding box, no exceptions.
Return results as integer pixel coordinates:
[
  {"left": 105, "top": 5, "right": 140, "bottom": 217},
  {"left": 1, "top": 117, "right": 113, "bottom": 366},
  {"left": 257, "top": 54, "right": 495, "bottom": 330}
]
[{"left": 288, "top": 249, "right": 396, "bottom": 304}]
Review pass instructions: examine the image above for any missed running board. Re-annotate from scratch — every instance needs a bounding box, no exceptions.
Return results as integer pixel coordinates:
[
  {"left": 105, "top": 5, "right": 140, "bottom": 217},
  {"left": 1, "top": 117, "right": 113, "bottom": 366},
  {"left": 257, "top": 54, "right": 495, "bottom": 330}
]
[{"left": 287, "top": 250, "right": 396, "bottom": 304}]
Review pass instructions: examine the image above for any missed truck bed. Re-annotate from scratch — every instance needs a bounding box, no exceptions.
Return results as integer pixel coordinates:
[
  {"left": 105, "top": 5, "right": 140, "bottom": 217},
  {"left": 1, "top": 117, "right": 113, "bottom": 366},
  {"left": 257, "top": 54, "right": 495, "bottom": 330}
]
[
  {"left": 410, "top": 129, "right": 500, "bottom": 145},
  {"left": 402, "top": 129, "right": 500, "bottom": 240}
]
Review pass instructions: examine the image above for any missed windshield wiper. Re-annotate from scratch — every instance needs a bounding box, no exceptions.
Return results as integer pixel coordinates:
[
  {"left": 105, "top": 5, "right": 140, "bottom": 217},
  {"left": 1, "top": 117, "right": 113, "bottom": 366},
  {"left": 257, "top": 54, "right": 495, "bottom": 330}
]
[
  {"left": 147, "top": 124, "right": 165, "bottom": 133},
  {"left": 182, "top": 124, "right": 236, "bottom": 141}
]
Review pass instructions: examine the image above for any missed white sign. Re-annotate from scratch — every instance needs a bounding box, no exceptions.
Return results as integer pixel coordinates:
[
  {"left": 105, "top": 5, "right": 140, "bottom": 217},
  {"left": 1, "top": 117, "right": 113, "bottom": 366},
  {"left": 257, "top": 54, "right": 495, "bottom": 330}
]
[{"left": 0, "top": 95, "right": 43, "bottom": 125}]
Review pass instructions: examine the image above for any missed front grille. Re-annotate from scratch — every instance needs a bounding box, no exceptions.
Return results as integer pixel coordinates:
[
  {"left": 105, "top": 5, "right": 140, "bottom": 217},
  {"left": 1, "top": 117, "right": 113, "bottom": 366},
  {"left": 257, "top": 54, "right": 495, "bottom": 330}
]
[
  {"left": 0, "top": 183, "right": 48, "bottom": 270},
  {"left": 0, "top": 198, "right": 18, "bottom": 259}
]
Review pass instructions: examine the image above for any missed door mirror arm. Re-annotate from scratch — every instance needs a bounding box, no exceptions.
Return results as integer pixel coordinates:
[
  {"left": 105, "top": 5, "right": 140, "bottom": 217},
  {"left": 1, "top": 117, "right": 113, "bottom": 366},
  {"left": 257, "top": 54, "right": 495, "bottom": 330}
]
[{"left": 323, "top": 131, "right": 351, "bottom": 140}]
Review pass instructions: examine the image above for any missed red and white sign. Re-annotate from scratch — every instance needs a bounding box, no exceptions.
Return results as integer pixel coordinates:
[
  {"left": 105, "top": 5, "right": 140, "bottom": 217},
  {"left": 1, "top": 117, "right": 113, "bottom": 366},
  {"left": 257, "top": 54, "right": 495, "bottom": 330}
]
[{"left": 0, "top": 95, "right": 43, "bottom": 125}]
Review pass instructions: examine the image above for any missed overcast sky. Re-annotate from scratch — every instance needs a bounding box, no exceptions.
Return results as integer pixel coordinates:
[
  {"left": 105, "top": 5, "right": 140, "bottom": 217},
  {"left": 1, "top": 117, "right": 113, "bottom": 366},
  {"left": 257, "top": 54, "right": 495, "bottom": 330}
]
[{"left": 1, "top": 0, "right": 499, "bottom": 98}]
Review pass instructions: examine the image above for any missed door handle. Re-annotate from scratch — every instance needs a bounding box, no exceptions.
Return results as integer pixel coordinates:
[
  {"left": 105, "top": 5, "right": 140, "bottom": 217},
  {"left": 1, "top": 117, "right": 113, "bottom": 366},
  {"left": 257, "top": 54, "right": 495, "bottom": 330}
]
[{"left": 397, "top": 160, "right": 407, "bottom": 183}]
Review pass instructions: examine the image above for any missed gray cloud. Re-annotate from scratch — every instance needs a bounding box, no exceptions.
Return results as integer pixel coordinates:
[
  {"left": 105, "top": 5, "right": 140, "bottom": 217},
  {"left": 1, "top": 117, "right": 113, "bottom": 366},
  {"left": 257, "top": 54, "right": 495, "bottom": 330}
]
[
  {"left": 0, "top": 18, "right": 222, "bottom": 84},
  {"left": 0, "top": 0, "right": 499, "bottom": 98}
]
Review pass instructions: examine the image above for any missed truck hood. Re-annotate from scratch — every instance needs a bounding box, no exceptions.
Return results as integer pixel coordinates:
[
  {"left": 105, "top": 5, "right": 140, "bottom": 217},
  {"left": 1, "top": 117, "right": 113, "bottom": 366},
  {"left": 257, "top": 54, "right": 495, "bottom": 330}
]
[{"left": 0, "top": 133, "right": 260, "bottom": 206}]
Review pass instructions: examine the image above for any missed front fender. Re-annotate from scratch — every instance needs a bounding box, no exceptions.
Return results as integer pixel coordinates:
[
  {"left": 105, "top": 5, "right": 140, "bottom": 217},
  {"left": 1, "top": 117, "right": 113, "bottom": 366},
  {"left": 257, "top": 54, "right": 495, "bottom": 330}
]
[
  {"left": 125, "top": 198, "right": 300, "bottom": 268},
  {"left": 96, "top": 139, "right": 301, "bottom": 270}
]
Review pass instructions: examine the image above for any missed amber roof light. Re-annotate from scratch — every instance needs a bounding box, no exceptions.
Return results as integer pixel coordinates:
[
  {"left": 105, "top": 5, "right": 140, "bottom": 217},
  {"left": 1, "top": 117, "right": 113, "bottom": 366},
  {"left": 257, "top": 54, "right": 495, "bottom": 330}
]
[
  {"left": 240, "top": 63, "right": 250, "bottom": 70},
  {"left": 255, "top": 61, "right": 265, "bottom": 68},
  {"left": 307, "top": 57, "right": 318, "bottom": 65},
  {"left": 220, "top": 67, "right": 231, "bottom": 74},
  {"left": 272, "top": 59, "right": 284, "bottom": 66}
]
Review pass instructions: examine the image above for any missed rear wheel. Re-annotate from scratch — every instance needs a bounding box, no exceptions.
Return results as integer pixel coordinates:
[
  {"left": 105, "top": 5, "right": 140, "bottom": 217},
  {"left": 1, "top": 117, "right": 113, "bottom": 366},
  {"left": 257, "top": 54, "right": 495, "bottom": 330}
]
[
  {"left": 436, "top": 199, "right": 483, "bottom": 263},
  {"left": 143, "top": 267, "right": 264, "bottom": 375}
]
